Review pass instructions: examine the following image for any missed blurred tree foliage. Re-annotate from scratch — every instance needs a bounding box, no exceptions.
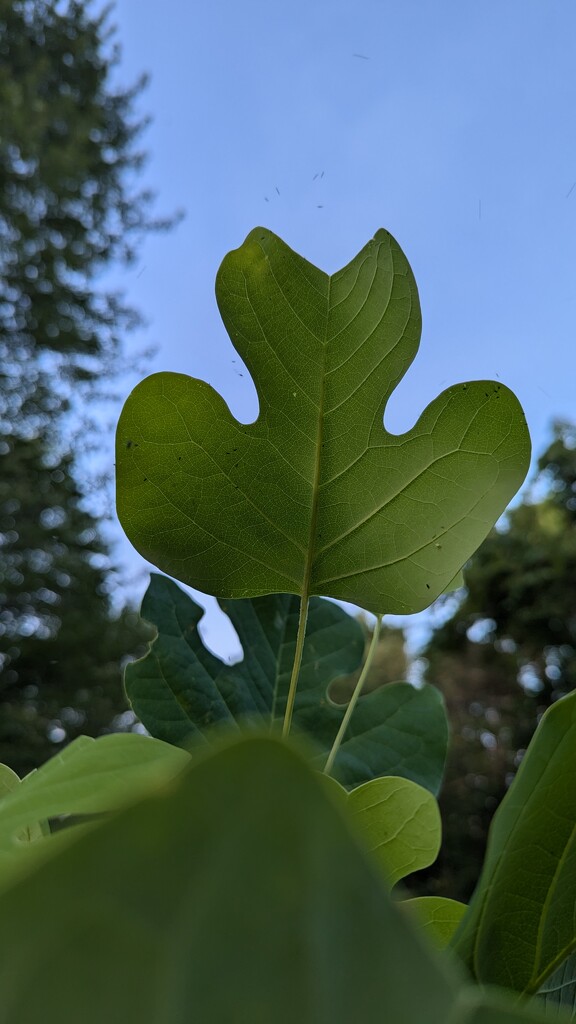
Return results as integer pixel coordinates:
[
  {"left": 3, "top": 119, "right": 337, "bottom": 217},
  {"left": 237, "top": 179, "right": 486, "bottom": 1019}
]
[
  {"left": 408, "top": 421, "right": 576, "bottom": 902},
  {"left": 0, "top": 0, "right": 168, "bottom": 774}
]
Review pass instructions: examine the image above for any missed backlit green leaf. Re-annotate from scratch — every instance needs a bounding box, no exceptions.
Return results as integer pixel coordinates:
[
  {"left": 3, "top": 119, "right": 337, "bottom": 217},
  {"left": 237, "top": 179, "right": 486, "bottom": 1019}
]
[
  {"left": 0, "top": 766, "right": 19, "bottom": 801},
  {"left": 347, "top": 776, "right": 441, "bottom": 887},
  {"left": 403, "top": 897, "right": 467, "bottom": 949},
  {"left": 0, "top": 733, "right": 189, "bottom": 888},
  {"left": 452, "top": 689, "right": 576, "bottom": 994},
  {"left": 116, "top": 227, "right": 530, "bottom": 616}
]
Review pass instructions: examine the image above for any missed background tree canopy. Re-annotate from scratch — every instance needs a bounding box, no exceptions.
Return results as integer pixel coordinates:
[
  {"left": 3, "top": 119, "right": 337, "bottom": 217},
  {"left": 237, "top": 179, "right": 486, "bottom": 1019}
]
[{"left": 0, "top": 0, "right": 169, "bottom": 775}]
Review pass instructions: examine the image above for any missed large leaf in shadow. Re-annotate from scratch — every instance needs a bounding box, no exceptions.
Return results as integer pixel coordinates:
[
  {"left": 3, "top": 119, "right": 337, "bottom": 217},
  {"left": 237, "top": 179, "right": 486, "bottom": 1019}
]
[
  {"left": 453, "top": 689, "right": 576, "bottom": 995},
  {"left": 306, "top": 677, "right": 448, "bottom": 793},
  {"left": 116, "top": 227, "right": 530, "bottom": 616},
  {"left": 0, "top": 735, "right": 565, "bottom": 1023},
  {"left": 126, "top": 574, "right": 448, "bottom": 792}
]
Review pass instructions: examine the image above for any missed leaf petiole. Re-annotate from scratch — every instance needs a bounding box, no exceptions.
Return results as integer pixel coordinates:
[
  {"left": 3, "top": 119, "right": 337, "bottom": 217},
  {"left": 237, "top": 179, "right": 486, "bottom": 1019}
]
[
  {"left": 324, "top": 615, "right": 383, "bottom": 776},
  {"left": 281, "top": 590, "right": 310, "bottom": 738}
]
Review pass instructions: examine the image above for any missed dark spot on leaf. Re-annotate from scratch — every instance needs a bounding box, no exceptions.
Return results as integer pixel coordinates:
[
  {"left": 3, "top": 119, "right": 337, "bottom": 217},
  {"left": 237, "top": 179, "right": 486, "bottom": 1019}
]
[
  {"left": 126, "top": 440, "right": 133, "bottom": 449},
  {"left": 143, "top": 477, "right": 148, "bottom": 482},
  {"left": 426, "top": 583, "right": 431, "bottom": 589}
]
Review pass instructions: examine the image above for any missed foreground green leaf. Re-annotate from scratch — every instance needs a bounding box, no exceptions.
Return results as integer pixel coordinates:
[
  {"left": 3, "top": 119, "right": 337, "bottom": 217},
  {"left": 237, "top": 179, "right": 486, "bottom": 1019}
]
[
  {"left": 0, "top": 734, "right": 189, "bottom": 887},
  {"left": 127, "top": 574, "right": 448, "bottom": 792},
  {"left": 453, "top": 689, "right": 576, "bottom": 994},
  {"left": 116, "top": 227, "right": 530, "bottom": 616},
  {"left": 0, "top": 735, "right": 564, "bottom": 1023}
]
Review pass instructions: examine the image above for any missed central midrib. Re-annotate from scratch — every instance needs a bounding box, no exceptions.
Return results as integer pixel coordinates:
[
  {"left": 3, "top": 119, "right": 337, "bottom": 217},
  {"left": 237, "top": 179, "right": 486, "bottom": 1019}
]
[{"left": 302, "top": 276, "right": 331, "bottom": 596}]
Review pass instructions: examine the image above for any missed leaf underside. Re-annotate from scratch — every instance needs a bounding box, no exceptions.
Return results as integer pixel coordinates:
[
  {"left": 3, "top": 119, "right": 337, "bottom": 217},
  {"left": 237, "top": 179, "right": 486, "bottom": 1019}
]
[
  {"left": 0, "top": 736, "right": 564, "bottom": 1023},
  {"left": 453, "top": 689, "right": 576, "bottom": 996},
  {"left": 116, "top": 227, "right": 530, "bottom": 615}
]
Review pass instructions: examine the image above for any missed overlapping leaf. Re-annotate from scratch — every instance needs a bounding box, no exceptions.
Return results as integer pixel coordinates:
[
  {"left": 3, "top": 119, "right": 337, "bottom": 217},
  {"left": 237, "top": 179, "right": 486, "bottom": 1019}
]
[
  {"left": 0, "top": 734, "right": 189, "bottom": 890},
  {"left": 116, "top": 227, "right": 530, "bottom": 616},
  {"left": 453, "top": 689, "right": 576, "bottom": 995},
  {"left": 347, "top": 775, "right": 441, "bottom": 887},
  {"left": 0, "top": 735, "right": 565, "bottom": 1023},
  {"left": 125, "top": 573, "right": 364, "bottom": 744},
  {"left": 403, "top": 897, "right": 468, "bottom": 949},
  {"left": 126, "top": 574, "right": 448, "bottom": 792}
]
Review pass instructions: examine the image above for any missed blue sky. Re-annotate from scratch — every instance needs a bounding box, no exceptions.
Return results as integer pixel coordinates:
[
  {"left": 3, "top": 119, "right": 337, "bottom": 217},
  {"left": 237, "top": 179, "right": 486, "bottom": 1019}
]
[{"left": 107, "top": 0, "right": 576, "bottom": 658}]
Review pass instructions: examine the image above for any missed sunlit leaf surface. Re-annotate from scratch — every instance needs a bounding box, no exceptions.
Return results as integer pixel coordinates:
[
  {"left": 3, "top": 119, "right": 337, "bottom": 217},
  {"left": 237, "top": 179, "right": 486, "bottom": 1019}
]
[{"left": 116, "top": 228, "right": 530, "bottom": 615}]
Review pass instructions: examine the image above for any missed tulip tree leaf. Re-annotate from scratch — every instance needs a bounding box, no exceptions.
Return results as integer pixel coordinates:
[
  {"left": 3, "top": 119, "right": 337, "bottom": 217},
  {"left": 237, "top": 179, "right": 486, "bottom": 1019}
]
[
  {"left": 453, "top": 689, "right": 576, "bottom": 995},
  {"left": 126, "top": 574, "right": 448, "bottom": 792},
  {"left": 347, "top": 776, "right": 442, "bottom": 887},
  {"left": 0, "top": 735, "right": 564, "bottom": 1024},
  {"left": 116, "top": 227, "right": 530, "bottom": 616},
  {"left": 125, "top": 573, "right": 364, "bottom": 743},
  {"left": 403, "top": 897, "right": 468, "bottom": 949}
]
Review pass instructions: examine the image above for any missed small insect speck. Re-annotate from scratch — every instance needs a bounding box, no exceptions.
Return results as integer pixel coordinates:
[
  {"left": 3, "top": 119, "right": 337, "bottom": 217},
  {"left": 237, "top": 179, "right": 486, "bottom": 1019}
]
[
  {"left": 426, "top": 583, "right": 431, "bottom": 589},
  {"left": 462, "top": 384, "right": 467, "bottom": 390},
  {"left": 435, "top": 543, "right": 441, "bottom": 549},
  {"left": 125, "top": 440, "right": 133, "bottom": 449},
  {"left": 312, "top": 173, "right": 318, "bottom": 180},
  {"left": 320, "top": 170, "right": 324, "bottom": 178},
  {"left": 275, "top": 186, "right": 280, "bottom": 195},
  {"left": 264, "top": 196, "right": 269, "bottom": 202},
  {"left": 353, "top": 53, "right": 369, "bottom": 60},
  {"left": 178, "top": 456, "right": 182, "bottom": 461},
  {"left": 317, "top": 204, "right": 323, "bottom": 209},
  {"left": 143, "top": 477, "right": 148, "bottom": 482}
]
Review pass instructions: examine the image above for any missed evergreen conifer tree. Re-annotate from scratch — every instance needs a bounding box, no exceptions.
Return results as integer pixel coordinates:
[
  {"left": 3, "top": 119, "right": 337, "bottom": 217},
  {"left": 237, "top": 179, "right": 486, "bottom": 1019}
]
[{"left": 0, "top": 0, "right": 167, "bottom": 773}]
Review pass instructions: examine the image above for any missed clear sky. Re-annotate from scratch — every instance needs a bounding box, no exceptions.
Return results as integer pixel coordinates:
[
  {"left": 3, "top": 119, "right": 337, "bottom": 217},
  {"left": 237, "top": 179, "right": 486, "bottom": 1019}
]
[{"left": 107, "top": 0, "right": 576, "bottom": 658}]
